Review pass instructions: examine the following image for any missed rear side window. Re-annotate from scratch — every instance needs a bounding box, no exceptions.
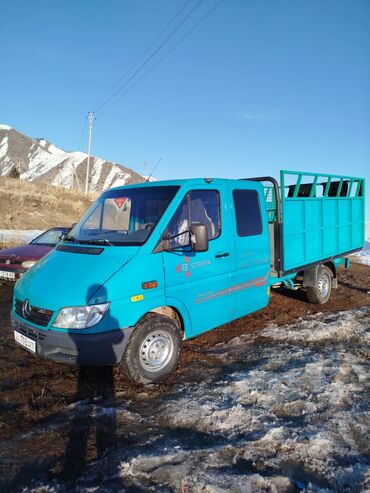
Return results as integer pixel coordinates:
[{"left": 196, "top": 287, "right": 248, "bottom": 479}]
[{"left": 233, "top": 189, "right": 262, "bottom": 236}]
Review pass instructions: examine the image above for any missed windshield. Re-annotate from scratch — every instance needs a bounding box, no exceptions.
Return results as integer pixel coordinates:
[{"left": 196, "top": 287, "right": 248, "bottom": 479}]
[
  {"left": 31, "top": 228, "right": 69, "bottom": 246},
  {"left": 68, "top": 186, "right": 179, "bottom": 246}
]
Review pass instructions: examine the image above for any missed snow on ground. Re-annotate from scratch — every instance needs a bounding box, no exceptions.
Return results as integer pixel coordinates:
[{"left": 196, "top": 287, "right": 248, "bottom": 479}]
[
  {"left": 17, "top": 307, "right": 369, "bottom": 493},
  {"left": 0, "top": 229, "right": 44, "bottom": 245},
  {"left": 352, "top": 222, "right": 370, "bottom": 266},
  {"left": 354, "top": 242, "right": 370, "bottom": 266}
]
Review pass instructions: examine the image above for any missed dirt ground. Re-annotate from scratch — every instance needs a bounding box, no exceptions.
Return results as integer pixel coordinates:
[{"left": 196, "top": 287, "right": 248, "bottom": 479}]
[{"left": 0, "top": 262, "right": 369, "bottom": 492}]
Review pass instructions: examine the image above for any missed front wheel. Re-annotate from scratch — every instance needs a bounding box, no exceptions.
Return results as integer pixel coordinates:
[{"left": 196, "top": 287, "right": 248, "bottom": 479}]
[
  {"left": 306, "top": 265, "right": 333, "bottom": 304},
  {"left": 121, "top": 313, "right": 182, "bottom": 384}
]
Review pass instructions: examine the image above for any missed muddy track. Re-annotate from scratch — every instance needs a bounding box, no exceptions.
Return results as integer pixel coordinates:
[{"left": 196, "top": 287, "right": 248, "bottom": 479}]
[{"left": 0, "top": 263, "right": 369, "bottom": 492}]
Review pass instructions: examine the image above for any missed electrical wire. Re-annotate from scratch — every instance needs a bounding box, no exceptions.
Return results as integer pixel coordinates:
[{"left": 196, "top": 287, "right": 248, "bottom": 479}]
[
  {"left": 93, "top": 0, "right": 207, "bottom": 114},
  {"left": 96, "top": 0, "right": 224, "bottom": 118},
  {"left": 76, "top": 117, "right": 88, "bottom": 151},
  {"left": 92, "top": 0, "right": 193, "bottom": 111}
]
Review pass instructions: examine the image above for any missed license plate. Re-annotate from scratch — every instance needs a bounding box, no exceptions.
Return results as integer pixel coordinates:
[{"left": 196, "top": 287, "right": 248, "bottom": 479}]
[
  {"left": 0, "top": 270, "right": 15, "bottom": 280},
  {"left": 14, "top": 331, "right": 36, "bottom": 353}
]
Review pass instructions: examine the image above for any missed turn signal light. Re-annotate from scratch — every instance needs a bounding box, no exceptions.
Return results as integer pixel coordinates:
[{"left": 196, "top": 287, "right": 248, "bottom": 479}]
[{"left": 142, "top": 281, "right": 158, "bottom": 290}]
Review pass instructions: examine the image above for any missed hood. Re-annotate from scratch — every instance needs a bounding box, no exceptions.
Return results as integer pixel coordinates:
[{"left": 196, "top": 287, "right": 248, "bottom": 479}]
[
  {"left": 14, "top": 244, "right": 139, "bottom": 310},
  {"left": 0, "top": 244, "right": 51, "bottom": 261}
]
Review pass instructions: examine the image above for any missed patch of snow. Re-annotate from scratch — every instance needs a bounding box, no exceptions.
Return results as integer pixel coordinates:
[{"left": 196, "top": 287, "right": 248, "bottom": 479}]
[
  {"left": 0, "top": 229, "right": 44, "bottom": 244},
  {"left": 0, "top": 124, "right": 12, "bottom": 131},
  {"left": 38, "top": 139, "right": 48, "bottom": 148},
  {"left": 89, "top": 158, "right": 104, "bottom": 192},
  {"left": 103, "top": 165, "right": 131, "bottom": 190},
  {"left": 0, "top": 134, "right": 8, "bottom": 160},
  {"left": 143, "top": 175, "right": 156, "bottom": 182},
  {"left": 113, "top": 308, "right": 369, "bottom": 492},
  {"left": 352, "top": 240, "right": 370, "bottom": 266},
  {"left": 17, "top": 307, "right": 370, "bottom": 493},
  {"left": 47, "top": 143, "right": 65, "bottom": 155},
  {"left": 351, "top": 222, "right": 370, "bottom": 266}
]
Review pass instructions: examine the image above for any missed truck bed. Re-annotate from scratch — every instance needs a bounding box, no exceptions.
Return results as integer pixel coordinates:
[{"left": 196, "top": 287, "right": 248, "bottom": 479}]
[
  {"left": 249, "top": 171, "right": 365, "bottom": 275},
  {"left": 280, "top": 171, "right": 365, "bottom": 272}
]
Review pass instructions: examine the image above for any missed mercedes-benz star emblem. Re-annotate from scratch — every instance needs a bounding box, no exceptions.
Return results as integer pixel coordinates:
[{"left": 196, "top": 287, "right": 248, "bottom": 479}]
[{"left": 22, "top": 299, "right": 32, "bottom": 319}]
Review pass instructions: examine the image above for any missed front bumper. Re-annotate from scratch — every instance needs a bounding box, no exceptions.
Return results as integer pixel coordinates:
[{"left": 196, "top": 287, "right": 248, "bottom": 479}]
[{"left": 11, "top": 312, "right": 133, "bottom": 366}]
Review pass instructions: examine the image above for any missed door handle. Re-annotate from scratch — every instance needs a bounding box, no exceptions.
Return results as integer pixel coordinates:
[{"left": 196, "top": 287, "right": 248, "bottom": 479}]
[{"left": 215, "top": 252, "right": 230, "bottom": 258}]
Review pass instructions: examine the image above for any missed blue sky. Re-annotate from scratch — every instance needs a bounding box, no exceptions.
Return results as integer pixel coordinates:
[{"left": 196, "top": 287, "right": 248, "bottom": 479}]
[{"left": 1, "top": 0, "right": 369, "bottom": 210}]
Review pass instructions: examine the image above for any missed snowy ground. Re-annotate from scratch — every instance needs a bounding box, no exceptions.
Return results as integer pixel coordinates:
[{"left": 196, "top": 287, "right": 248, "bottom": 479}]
[
  {"left": 353, "top": 241, "right": 370, "bottom": 266},
  {"left": 0, "top": 229, "right": 43, "bottom": 245},
  {"left": 7, "top": 307, "right": 369, "bottom": 493},
  {"left": 352, "top": 222, "right": 370, "bottom": 266}
]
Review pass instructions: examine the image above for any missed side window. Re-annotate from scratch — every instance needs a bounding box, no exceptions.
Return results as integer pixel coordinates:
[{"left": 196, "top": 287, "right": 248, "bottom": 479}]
[
  {"left": 233, "top": 189, "right": 262, "bottom": 236},
  {"left": 167, "top": 190, "right": 221, "bottom": 248}
]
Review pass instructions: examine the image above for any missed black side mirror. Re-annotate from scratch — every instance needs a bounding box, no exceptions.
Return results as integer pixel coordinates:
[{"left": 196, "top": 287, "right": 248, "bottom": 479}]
[{"left": 190, "top": 223, "right": 209, "bottom": 252}]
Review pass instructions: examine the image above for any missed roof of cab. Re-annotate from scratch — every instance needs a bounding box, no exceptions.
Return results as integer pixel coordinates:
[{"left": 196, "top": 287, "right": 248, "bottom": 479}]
[{"left": 108, "top": 177, "right": 258, "bottom": 192}]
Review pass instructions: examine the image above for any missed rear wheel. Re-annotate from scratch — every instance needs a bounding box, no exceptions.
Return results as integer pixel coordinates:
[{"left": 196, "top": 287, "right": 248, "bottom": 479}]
[
  {"left": 306, "top": 265, "right": 332, "bottom": 304},
  {"left": 122, "top": 313, "right": 182, "bottom": 384}
]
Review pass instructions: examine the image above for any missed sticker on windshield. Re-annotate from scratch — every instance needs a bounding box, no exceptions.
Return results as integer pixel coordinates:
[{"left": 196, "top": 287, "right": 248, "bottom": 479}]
[{"left": 114, "top": 197, "right": 129, "bottom": 210}]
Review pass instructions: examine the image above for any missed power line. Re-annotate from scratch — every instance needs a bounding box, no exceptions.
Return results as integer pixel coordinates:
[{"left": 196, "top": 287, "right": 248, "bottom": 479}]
[
  {"left": 85, "top": 112, "right": 95, "bottom": 195},
  {"left": 93, "top": 0, "right": 207, "bottom": 114},
  {"left": 92, "top": 0, "right": 193, "bottom": 111},
  {"left": 76, "top": 117, "right": 88, "bottom": 151},
  {"left": 96, "top": 0, "right": 224, "bottom": 118}
]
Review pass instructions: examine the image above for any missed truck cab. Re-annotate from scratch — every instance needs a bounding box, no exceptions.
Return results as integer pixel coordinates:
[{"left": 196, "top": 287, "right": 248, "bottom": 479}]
[{"left": 11, "top": 172, "right": 365, "bottom": 384}]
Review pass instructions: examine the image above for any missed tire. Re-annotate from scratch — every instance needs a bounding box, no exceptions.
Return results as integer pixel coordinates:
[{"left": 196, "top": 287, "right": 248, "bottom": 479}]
[
  {"left": 121, "top": 313, "right": 182, "bottom": 384},
  {"left": 306, "top": 265, "right": 333, "bottom": 304}
]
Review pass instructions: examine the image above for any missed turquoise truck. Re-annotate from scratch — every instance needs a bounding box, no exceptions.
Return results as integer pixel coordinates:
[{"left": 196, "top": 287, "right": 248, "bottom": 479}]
[{"left": 11, "top": 170, "right": 365, "bottom": 383}]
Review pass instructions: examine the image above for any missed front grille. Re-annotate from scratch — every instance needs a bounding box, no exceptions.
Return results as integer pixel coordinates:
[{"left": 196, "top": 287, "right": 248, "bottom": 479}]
[
  {"left": 15, "top": 322, "right": 46, "bottom": 341},
  {"left": 15, "top": 299, "right": 54, "bottom": 327}
]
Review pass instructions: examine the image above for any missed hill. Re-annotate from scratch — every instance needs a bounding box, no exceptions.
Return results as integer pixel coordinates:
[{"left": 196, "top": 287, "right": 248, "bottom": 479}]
[
  {"left": 0, "top": 124, "right": 145, "bottom": 192},
  {"left": 0, "top": 176, "right": 93, "bottom": 230}
]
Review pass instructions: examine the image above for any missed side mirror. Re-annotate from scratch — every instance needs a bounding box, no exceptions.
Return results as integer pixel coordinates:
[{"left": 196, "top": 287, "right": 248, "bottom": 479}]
[{"left": 190, "top": 223, "right": 209, "bottom": 252}]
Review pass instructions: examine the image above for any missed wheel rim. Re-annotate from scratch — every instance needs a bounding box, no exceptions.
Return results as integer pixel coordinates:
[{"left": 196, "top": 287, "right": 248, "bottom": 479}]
[
  {"left": 139, "top": 331, "right": 174, "bottom": 373},
  {"left": 318, "top": 272, "right": 330, "bottom": 298}
]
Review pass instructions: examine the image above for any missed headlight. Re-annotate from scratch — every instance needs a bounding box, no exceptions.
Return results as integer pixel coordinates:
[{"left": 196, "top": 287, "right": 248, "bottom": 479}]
[
  {"left": 22, "top": 260, "right": 37, "bottom": 269},
  {"left": 52, "top": 303, "right": 110, "bottom": 329}
]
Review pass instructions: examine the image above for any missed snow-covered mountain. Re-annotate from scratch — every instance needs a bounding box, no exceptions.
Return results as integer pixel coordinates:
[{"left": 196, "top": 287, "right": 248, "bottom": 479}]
[{"left": 0, "top": 124, "right": 145, "bottom": 192}]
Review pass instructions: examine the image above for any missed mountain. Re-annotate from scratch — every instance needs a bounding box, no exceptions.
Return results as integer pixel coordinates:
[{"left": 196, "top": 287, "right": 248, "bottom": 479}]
[{"left": 0, "top": 124, "right": 145, "bottom": 192}]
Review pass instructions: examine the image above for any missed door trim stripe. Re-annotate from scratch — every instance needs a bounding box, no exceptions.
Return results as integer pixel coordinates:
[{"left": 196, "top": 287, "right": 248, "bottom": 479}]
[{"left": 194, "top": 272, "right": 269, "bottom": 304}]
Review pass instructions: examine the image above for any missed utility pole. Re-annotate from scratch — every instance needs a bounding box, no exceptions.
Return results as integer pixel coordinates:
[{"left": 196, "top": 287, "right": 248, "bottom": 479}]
[{"left": 85, "top": 111, "right": 95, "bottom": 195}]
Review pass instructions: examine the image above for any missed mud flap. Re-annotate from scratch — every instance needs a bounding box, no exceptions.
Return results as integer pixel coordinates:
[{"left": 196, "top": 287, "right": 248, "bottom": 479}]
[
  {"left": 303, "top": 263, "right": 337, "bottom": 289},
  {"left": 302, "top": 264, "right": 321, "bottom": 288}
]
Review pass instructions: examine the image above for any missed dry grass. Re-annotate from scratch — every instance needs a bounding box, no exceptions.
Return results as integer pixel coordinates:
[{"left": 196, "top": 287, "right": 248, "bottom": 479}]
[{"left": 0, "top": 177, "right": 94, "bottom": 229}]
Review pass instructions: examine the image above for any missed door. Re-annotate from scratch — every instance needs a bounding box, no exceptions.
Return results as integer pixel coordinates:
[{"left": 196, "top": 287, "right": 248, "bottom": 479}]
[
  {"left": 162, "top": 187, "right": 235, "bottom": 337},
  {"left": 230, "top": 184, "right": 270, "bottom": 319}
]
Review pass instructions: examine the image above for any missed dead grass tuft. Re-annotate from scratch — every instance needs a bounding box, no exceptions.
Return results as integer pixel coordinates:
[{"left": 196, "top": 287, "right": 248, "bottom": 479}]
[{"left": 0, "top": 177, "right": 94, "bottom": 230}]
